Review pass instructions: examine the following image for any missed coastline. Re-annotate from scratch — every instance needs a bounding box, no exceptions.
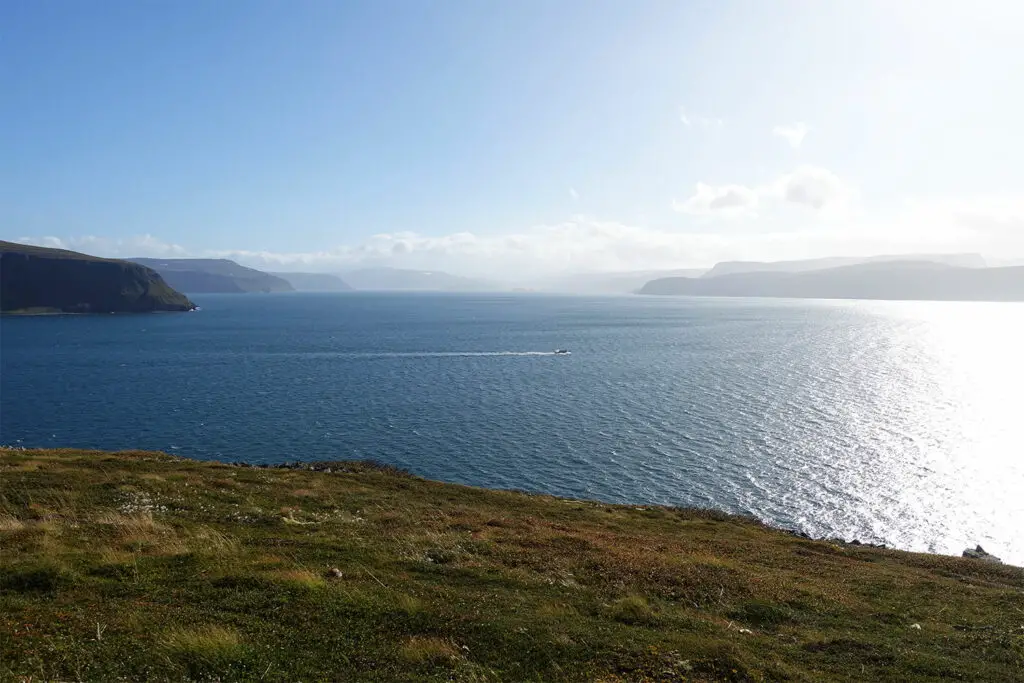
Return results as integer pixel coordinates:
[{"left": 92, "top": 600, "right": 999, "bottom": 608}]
[
  {"left": 1, "top": 305, "right": 198, "bottom": 315},
  {"left": 235, "top": 458, "right": 1008, "bottom": 565}
]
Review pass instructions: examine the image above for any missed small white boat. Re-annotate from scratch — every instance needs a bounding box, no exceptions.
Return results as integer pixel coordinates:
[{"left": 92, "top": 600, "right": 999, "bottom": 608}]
[{"left": 554, "top": 349, "right": 571, "bottom": 355}]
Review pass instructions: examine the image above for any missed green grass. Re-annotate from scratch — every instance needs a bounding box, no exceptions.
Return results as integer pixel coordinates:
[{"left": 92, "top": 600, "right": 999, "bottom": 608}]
[{"left": 1, "top": 448, "right": 1022, "bottom": 682}]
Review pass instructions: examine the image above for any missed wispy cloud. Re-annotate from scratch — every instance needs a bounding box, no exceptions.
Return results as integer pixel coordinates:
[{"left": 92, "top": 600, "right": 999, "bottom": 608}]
[
  {"left": 679, "top": 106, "right": 723, "bottom": 129},
  {"left": 569, "top": 187, "right": 579, "bottom": 201},
  {"left": 772, "top": 122, "right": 808, "bottom": 148}
]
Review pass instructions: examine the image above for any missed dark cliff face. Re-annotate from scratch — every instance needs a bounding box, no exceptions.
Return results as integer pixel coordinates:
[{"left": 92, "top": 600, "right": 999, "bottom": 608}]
[{"left": 0, "top": 241, "right": 195, "bottom": 313}]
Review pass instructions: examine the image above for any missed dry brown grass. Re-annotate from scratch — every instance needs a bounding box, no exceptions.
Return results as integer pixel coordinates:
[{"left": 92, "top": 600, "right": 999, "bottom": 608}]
[
  {"left": 535, "top": 601, "right": 579, "bottom": 618},
  {"left": 95, "top": 510, "right": 161, "bottom": 530},
  {"left": 94, "top": 511, "right": 187, "bottom": 554},
  {"left": 0, "top": 514, "right": 27, "bottom": 532},
  {"left": 253, "top": 554, "right": 289, "bottom": 567},
  {"left": 267, "top": 568, "right": 326, "bottom": 588},
  {"left": 184, "top": 526, "right": 240, "bottom": 554},
  {"left": 400, "top": 636, "right": 465, "bottom": 664},
  {"left": 98, "top": 548, "right": 135, "bottom": 565}
]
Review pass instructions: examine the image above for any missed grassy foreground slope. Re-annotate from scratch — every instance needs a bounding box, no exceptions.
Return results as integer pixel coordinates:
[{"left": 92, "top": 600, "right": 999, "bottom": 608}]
[{"left": 1, "top": 449, "right": 1022, "bottom": 682}]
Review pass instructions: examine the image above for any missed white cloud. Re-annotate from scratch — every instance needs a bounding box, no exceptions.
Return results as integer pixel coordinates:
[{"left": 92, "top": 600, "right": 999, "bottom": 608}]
[
  {"left": 675, "top": 165, "right": 857, "bottom": 219},
  {"left": 15, "top": 234, "right": 188, "bottom": 258},
  {"left": 768, "top": 165, "right": 856, "bottom": 211},
  {"left": 569, "top": 187, "right": 579, "bottom": 200},
  {"left": 772, "top": 122, "right": 808, "bottom": 148},
  {"left": 679, "top": 106, "right": 723, "bottom": 129},
  {"left": 673, "top": 183, "right": 759, "bottom": 218},
  {"left": 14, "top": 195, "right": 1024, "bottom": 281}
]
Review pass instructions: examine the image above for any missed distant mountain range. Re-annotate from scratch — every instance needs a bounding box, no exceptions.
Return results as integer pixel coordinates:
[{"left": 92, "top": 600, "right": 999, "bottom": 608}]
[
  {"left": 130, "top": 258, "right": 294, "bottom": 293},
  {"left": 639, "top": 260, "right": 1024, "bottom": 302},
  {"left": 539, "top": 269, "right": 707, "bottom": 294},
  {"left": 339, "top": 267, "right": 497, "bottom": 291},
  {"left": 12, "top": 244, "right": 1017, "bottom": 303},
  {"left": 269, "top": 272, "right": 353, "bottom": 292},
  {"left": 1, "top": 241, "right": 194, "bottom": 313},
  {"left": 702, "top": 253, "right": 986, "bottom": 278}
]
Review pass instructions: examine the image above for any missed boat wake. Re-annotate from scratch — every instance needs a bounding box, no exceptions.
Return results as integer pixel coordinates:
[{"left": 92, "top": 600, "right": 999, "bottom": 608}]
[{"left": 346, "top": 351, "right": 561, "bottom": 358}]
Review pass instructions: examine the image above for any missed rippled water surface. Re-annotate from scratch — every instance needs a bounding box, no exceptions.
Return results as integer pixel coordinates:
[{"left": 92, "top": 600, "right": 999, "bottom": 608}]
[{"left": 3, "top": 293, "right": 1022, "bottom": 563}]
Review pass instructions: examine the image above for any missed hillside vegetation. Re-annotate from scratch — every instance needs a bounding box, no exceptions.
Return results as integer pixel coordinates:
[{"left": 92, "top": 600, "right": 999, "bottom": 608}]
[{"left": 1, "top": 448, "right": 1022, "bottom": 681}]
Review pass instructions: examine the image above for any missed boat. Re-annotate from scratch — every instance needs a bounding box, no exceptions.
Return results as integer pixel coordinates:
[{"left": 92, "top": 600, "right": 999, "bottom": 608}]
[{"left": 554, "top": 349, "right": 571, "bottom": 355}]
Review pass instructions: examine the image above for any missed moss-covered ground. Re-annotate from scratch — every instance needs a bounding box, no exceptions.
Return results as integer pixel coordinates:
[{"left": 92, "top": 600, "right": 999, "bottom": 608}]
[{"left": 2, "top": 448, "right": 1022, "bottom": 681}]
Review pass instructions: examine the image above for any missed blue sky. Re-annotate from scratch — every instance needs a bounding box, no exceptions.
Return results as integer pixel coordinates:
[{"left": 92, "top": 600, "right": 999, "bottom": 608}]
[{"left": 4, "top": 1, "right": 1024, "bottom": 277}]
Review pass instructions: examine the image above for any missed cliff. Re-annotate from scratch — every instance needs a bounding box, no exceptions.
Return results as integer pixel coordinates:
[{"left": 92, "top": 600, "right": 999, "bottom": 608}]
[{"left": 0, "top": 241, "right": 195, "bottom": 313}]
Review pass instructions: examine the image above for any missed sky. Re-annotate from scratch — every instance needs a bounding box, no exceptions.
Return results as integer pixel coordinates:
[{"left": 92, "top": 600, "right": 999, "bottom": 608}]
[{"left": 3, "top": 0, "right": 1024, "bottom": 279}]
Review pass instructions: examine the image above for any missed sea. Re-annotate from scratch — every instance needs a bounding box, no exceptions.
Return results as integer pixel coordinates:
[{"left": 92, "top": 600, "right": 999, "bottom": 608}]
[{"left": 2, "top": 293, "right": 1022, "bottom": 565}]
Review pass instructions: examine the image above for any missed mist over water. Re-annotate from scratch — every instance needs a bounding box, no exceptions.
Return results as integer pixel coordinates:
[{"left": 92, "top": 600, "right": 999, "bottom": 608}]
[{"left": 2, "top": 293, "right": 1021, "bottom": 564}]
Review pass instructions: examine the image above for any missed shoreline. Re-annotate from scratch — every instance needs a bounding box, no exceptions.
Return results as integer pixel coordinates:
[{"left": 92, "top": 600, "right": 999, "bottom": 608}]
[
  {"left": 232, "top": 457, "right": 1005, "bottom": 566},
  {"left": 4, "top": 445, "right": 1005, "bottom": 566},
  {"left": 1, "top": 306, "right": 197, "bottom": 316}
]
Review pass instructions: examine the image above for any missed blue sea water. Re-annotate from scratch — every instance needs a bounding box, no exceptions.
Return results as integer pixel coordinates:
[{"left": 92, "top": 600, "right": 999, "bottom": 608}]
[{"left": 2, "top": 293, "right": 1022, "bottom": 564}]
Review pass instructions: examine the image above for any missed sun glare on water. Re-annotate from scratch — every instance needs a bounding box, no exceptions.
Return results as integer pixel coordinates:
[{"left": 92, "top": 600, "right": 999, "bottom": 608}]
[{"left": 858, "top": 302, "right": 1024, "bottom": 563}]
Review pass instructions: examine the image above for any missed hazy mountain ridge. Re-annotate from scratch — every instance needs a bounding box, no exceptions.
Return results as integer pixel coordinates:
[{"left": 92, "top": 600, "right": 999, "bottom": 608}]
[
  {"left": 640, "top": 260, "right": 1024, "bottom": 301},
  {"left": 0, "top": 241, "right": 194, "bottom": 313},
  {"left": 130, "top": 258, "right": 294, "bottom": 293},
  {"left": 538, "top": 269, "right": 707, "bottom": 294},
  {"left": 702, "top": 253, "right": 987, "bottom": 278},
  {"left": 339, "top": 267, "right": 498, "bottom": 291},
  {"left": 270, "top": 272, "right": 353, "bottom": 292}
]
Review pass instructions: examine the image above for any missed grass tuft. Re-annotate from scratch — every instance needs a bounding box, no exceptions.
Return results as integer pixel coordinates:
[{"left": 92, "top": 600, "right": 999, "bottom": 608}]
[
  {"left": 606, "top": 594, "right": 659, "bottom": 625},
  {"left": 161, "top": 625, "right": 246, "bottom": 672}
]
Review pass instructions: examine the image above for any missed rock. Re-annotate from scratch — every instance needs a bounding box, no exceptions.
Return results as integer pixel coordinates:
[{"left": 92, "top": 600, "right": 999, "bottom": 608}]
[{"left": 962, "top": 545, "right": 1002, "bottom": 563}]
